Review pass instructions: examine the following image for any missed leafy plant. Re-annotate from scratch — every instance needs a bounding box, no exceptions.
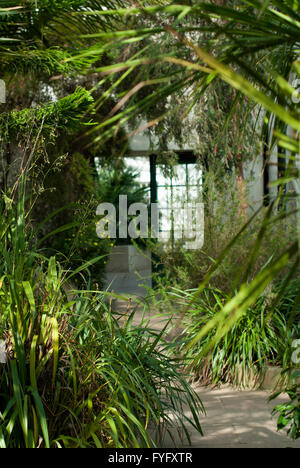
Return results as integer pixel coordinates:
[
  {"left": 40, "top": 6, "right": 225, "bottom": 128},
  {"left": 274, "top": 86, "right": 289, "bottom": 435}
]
[
  {"left": 163, "top": 286, "right": 297, "bottom": 388},
  {"left": 271, "top": 372, "right": 300, "bottom": 440},
  {"left": 0, "top": 182, "right": 204, "bottom": 448}
]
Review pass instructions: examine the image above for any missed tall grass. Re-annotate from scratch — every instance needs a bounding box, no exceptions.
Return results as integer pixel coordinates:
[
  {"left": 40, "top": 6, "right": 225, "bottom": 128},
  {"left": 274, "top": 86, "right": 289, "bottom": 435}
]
[
  {"left": 0, "top": 183, "right": 204, "bottom": 448},
  {"left": 161, "top": 284, "right": 300, "bottom": 389}
]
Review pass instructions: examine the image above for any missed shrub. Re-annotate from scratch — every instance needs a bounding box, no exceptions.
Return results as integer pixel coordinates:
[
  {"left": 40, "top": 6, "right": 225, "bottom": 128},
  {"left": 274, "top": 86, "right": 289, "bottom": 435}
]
[
  {"left": 0, "top": 186, "right": 204, "bottom": 448},
  {"left": 163, "top": 285, "right": 300, "bottom": 389},
  {"left": 271, "top": 372, "right": 300, "bottom": 440}
]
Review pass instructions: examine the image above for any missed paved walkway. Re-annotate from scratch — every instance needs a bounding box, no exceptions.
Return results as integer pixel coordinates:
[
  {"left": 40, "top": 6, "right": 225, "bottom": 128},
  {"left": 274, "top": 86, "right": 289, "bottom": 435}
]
[{"left": 179, "top": 386, "right": 300, "bottom": 448}]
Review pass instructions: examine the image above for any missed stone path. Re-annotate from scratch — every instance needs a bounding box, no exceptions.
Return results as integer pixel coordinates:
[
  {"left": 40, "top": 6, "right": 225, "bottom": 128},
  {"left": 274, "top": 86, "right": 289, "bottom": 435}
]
[{"left": 178, "top": 386, "right": 300, "bottom": 448}]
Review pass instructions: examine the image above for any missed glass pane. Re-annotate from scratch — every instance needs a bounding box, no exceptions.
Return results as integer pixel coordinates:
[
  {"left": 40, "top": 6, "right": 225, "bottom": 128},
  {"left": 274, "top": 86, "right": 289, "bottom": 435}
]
[
  {"left": 173, "top": 207, "right": 184, "bottom": 235},
  {"left": 124, "top": 157, "right": 150, "bottom": 185},
  {"left": 187, "top": 164, "right": 202, "bottom": 186},
  {"left": 157, "top": 186, "right": 171, "bottom": 208},
  {"left": 159, "top": 209, "right": 172, "bottom": 231},
  {"left": 153, "top": 160, "right": 203, "bottom": 245},
  {"left": 172, "top": 186, "right": 187, "bottom": 205},
  {"left": 187, "top": 185, "right": 201, "bottom": 202},
  {"left": 173, "top": 164, "right": 186, "bottom": 184},
  {"left": 156, "top": 165, "right": 169, "bottom": 186},
  {"left": 158, "top": 230, "right": 171, "bottom": 242}
]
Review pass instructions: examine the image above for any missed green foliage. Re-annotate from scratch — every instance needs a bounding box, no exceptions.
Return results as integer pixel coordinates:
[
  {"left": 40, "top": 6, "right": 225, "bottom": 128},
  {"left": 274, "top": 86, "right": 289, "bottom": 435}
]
[
  {"left": 1, "top": 0, "right": 300, "bottom": 446},
  {"left": 51, "top": 215, "right": 111, "bottom": 289},
  {"left": 165, "top": 286, "right": 299, "bottom": 388},
  {"left": 32, "top": 152, "right": 109, "bottom": 288},
  {"left": 0, "top": 87, "right": 94, "bottom": 139},
  {"left": 96, "top": 163, "right": 148, "bottom": 207},
  {"left": 66, "top": 1, "right": 298, "bottom": 150},
  {"left": 79, "top": 0, "right": 300, "bottom": 412},
  {"left": 43, "top": 162, "right": 150, "bottom": 287},
  {"left": 150, "top": 168, "right": 296, "bottom": 293},
  {"left": 95, "top": 163, "right": 149, "bottom": 244},
  {"left": 271, "top": 374, "right": 300, "bottom": 440},
  {"left": 1, "top": 48, "right": 95, "bottom": 76},
  {"left": 0, "top": 0, "right": 125, "bottom": 77},
  {"left": 0, "top": 183, "right": 204, "bottom": 448}
]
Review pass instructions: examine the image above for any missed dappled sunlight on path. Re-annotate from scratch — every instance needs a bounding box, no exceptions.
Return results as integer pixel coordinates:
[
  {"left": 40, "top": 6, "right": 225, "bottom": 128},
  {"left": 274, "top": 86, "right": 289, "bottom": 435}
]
[{"left": 164, "top": 386, "right": 300, "bottom": 448}]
